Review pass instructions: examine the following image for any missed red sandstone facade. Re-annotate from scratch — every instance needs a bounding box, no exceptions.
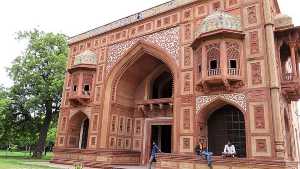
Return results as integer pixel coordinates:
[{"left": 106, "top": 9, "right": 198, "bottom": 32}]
[{"left": 53, "top": 0, "right": 300, "bottom": 168}]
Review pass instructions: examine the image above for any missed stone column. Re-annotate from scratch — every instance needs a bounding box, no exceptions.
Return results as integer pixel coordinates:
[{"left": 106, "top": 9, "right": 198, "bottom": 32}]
[
  {"left": 220, "top": 41, "right": 227, "bottom": 78},
  {"left": 78, "top": 72, "right": 84, "bottom": 95},
  {"left": 263, "top": 0, "right": 285, "bottom": 159},
  {"left": 289, "top": 42, "right": 297, "bottom": 79},
  {"left": 202, "top": 47, "right": 207, "bottom": 79}
]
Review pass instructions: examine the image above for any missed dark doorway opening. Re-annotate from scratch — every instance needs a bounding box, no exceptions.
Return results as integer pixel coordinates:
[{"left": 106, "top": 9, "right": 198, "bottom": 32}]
[
  {"left": 151, "top": 125, "right": 172, "bottom": 153},
  {"left": 207, "top": 105, "right": 246, "bottom": 157},
  {"left": 80, "top": 119, "right": 89, "bottom": 149},
  {"left": 151, "top": 71, "right": 173, "bottom": 99}
]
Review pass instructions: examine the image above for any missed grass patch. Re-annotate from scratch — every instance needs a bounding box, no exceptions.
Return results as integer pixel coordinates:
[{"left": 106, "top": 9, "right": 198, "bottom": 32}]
[{"left": 0, "top": 150, "right": 58, "bottom": 169}]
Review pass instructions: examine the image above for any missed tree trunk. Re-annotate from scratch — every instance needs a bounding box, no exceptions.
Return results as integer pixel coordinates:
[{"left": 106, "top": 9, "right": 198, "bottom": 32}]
[{"left": 33, "top": 104, "right": 52, "bottom": 158}]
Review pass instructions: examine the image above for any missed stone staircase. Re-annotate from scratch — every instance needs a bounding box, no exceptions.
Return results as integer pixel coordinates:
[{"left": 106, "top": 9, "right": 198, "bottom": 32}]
[{"left": 51, "top": 158, "right": 147, "bottom": 169}]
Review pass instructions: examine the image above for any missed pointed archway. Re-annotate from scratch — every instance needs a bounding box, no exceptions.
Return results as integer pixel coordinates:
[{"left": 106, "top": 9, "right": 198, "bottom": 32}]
[
  {"left": 67, "top": 111, "right": 90, "bottom": 149},
  {"left": 207, "top": 105, "right": 246, "bottom": 157},
  {"left": 196, "top": 98, "right": 248, "bottom": 157},
  {"left": 100, "top": 40, "right": 179, "bottom": 156}
]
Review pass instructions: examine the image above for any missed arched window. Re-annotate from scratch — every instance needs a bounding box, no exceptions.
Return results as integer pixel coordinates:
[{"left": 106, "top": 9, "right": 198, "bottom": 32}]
[
  {"left": 206, "top": 43, "right": 221, "bottom": 76},
  {"left": 206, "top": 43, "right": 220, "bottom": 70},
  {"left": 71, "top": 73, "right": 80, "bottom": 94},
  {"left": 226, "top": 41, "right": 240, "bottom": 75},
  {"left": 82, "top": 72, "right": 93, "bottom": 95},
  {"left": 208, "top": 105, "right": 246, "bottom": 157}
]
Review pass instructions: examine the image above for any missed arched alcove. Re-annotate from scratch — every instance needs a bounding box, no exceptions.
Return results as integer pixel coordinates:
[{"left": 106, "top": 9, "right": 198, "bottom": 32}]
[
  {"left": 207, "top": 105, "right": 246, "bottom": 157},
  {"left": 101, "top": 40, "right": 178, "bottom": 155},
  {"left": 68, "top": 112, "right": 89, "bottom": 149},
  {"left": 114, "top": 53, "right": 173, "bottom": 107}
]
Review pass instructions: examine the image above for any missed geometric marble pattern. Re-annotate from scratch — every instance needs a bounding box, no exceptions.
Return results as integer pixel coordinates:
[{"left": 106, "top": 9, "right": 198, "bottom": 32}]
[
  {"left": 106, "top": 27, "right": 180, "bottom": 73},
  {"left": 196, "top": 93, "right": 247, "bottom": 113}
]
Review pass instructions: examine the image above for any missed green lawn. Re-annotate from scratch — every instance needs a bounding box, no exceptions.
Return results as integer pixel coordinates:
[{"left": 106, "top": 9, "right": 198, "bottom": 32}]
[{"left": 0, "top": 150, "right": 59, "bottom": 169}]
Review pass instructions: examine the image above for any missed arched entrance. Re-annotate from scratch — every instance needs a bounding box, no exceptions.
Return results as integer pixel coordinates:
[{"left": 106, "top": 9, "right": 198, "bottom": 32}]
[
  {"left": 113, "top": 52, "right": 174, "bottom": 153},
  {"left": 68, "top": 112, "right": 89, "bottom": 149},
  {"left": 101, "top": 40, "right": 178, "bottom": 164},
  {"left": 207, "top": 105, "right": 246, "bottom": 157},
  {"left": 113, "top": 53, "right": 173, "bottom": 107}
]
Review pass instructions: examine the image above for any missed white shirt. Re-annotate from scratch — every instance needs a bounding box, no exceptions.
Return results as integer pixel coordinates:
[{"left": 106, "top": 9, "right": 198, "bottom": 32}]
[{"left": 224, "top": 144, "right": 236, "bottom": 154}]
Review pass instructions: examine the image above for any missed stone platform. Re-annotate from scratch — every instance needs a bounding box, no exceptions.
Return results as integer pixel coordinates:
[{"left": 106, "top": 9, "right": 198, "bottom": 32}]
[{"left": 156, "top": 153, "right": 299, "bottom": 169}]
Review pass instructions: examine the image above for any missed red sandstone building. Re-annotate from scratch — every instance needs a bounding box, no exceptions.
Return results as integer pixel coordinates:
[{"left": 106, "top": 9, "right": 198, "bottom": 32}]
[{"left": 53, "top": 0, "right": 300, "bottom": 168}]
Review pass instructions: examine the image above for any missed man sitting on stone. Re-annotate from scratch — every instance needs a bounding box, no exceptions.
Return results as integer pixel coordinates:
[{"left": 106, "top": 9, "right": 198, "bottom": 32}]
[{"left": 222, "top": 141, "right": 236, "bottom": 158}]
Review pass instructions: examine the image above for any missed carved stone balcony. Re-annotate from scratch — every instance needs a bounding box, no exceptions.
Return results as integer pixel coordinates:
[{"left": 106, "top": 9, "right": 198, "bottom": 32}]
[
  {"left": 197, "top": 68, "right": 243, "bottom": 93},
  {"left": 68, "top": 64, "right": 96, "bottom": 73},
  {"left": 69, "top": 91, "right": 92, "bottom": 106},
  {"left": 208, "top": 68, "right": 221, "bottom": 76},
  {"left": 137, "top": 98, "right": 173, "bottom": 117},
  {"left": 281, "top": 73, "right": 300, "bottom": 101}
]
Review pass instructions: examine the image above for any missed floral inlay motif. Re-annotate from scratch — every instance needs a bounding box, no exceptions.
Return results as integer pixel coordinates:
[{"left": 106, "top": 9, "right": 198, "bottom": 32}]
[
  {"left": 106, "top": 27, "right": 179, "bottom": 73},
  {"left": 74, "top": 50, "right": 97, "bottom": 65},
  {"left": 196, "top": 93, "right": 247, "bottom": 113},
  {"left": 195, "top": 11, "right": 242, "bottom": 37}
]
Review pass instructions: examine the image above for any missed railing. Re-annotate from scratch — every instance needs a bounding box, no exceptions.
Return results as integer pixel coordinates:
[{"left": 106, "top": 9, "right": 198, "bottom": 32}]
[
  {"left": 208, "top": 68, "right": 221, "bottom": 76},
  {"left": 136, "top": 98, "right": 173, "bottom": 106},
  {"left": 137, "top": 98, "right": 173, "bottom": 113},
  {"left": 228, "top": 68, "right": 239, "bottom": 76},
  {"left": 282, "top": 73, "right": 295, "bottom": 81},
  {"left": 82, "top": 90, "right": 90, "bottom": 96}
]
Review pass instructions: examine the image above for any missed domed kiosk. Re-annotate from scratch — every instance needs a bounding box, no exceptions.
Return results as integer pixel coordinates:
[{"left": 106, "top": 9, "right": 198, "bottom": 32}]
[
  {"left": 195, "top": 11, "right": 242, "bottom": 38},
  {"left": 192, "top": 11, "right": 245, "bottom": 93}
]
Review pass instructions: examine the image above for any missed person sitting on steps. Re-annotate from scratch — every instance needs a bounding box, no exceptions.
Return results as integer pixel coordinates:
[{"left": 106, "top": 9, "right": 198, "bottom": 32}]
[
  {"left": 194, "top": 140, "right": 204, "bottom": 160},
  {"left": 202, "top": 145, "right": 213, "bottom": 169},
  {"left": 222, "top": 141, "right": 236, "bottom": 158}
]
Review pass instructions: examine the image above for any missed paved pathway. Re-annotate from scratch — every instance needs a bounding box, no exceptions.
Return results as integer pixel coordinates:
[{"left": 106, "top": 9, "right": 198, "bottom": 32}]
[
  {"left": 25, "top": 161, "right": 154, "bottom": 169},
  {"left": 24, "top": 162, "right": 97, "bottom": 169}
]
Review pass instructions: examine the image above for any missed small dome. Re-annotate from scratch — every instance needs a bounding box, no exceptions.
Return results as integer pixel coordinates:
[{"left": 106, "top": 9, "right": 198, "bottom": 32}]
[
  {"left": 195, "top": 11, "right": 242, "bottom": 37},
  {"left": 274, "top": 14, "right": 293, "bottom": 29},
  {"left": 74, "top": 50, "right": 97, "bottom": 65}
]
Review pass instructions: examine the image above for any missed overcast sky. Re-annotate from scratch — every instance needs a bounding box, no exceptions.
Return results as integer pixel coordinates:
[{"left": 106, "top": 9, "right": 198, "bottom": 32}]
[{"left": 0, "top": 0, "right": 298, "bottom": 87}]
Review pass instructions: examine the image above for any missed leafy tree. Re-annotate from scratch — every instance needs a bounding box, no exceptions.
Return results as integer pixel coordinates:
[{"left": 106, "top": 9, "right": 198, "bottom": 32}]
[
  {"left": 8, "top": 29, "right": 68, "bottom": 158},
  {"left": 0, "top": 86, "right": 12, "bottom": 147}
]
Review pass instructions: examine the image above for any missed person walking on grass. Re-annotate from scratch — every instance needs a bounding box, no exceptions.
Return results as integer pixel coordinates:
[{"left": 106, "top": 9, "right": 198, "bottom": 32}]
[{"left": 148, "top": 142, "right": 161, "bottom": 169}]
